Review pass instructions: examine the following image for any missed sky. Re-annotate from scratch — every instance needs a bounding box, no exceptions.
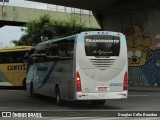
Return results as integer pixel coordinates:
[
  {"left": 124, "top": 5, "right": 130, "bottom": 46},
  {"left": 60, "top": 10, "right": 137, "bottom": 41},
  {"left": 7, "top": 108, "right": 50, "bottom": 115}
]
[{"left": 0, "top": 0, "right": 48, "bottom": 47}]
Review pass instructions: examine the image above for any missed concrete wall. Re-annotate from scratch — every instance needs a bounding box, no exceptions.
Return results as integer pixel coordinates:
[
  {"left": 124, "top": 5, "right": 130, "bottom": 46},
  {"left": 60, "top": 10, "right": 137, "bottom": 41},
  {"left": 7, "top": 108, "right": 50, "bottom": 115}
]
[
  {"left": 102, "top": 7, "right": 160, "bottom": 87},
  {"left": 0, "top": 5, "right": 100, "bottom": 28}
]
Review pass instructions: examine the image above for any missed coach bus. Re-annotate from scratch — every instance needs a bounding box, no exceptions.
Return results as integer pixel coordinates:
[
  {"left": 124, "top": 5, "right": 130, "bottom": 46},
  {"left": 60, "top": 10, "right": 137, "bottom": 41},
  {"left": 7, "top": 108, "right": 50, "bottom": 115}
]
[
  {"left": 0, "top": 46, "right": 32, "bottom": 89},
  {"left": 25, "top": 31, "right": 128, "bottom": 105}
]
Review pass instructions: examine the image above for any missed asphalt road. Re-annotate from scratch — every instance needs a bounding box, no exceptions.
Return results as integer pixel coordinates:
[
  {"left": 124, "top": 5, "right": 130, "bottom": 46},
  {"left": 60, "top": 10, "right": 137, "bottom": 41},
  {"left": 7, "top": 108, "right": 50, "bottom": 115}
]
[{"left": 0, "top": 90, "right": 160, "bottom": 119}]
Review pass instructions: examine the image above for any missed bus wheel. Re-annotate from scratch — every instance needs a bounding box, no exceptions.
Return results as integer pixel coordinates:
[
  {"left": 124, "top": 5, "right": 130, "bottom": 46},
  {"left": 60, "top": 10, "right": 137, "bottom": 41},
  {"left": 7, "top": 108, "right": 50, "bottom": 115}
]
[
  {"left": 30, "top": 83, "right": 37, "bottom": 97},
  {"left": 90, "top": 100, "right": 106, "bottom": 106},
  {"left": 56, "top": 87, "right": 62, "bottom": 106}
]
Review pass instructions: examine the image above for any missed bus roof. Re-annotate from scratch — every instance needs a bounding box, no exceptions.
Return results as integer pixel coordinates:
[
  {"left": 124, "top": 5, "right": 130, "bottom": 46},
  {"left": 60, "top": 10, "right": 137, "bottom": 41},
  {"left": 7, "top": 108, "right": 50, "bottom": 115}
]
[
  {"left": 36, "top": 35, "right": 76, "bottom": 46},
  {"left": 35, "top": 31, "right": 124, "bottom": 47},
  {"left": 0, "top": 46, "right": 32, "bottom": 52}
]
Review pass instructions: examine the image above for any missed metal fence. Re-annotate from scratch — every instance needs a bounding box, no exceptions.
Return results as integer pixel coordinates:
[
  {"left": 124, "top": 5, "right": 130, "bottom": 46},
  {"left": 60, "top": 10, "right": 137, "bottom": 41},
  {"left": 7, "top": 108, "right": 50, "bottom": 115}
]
[{"left": 47, "top": 5, "right": 93, "bottom": 15}]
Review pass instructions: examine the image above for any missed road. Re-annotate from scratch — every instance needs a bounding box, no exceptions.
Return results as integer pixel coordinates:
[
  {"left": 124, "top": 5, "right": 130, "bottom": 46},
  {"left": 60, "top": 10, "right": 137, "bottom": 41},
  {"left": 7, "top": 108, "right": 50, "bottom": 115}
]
[{"left": 0, "top": 90, "right": 160, "bottom": 119}]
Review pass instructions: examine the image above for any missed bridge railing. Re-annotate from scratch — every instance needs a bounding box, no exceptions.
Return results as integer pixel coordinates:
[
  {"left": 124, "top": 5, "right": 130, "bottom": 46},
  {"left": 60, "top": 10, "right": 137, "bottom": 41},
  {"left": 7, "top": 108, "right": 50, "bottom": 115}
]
[{"left": 47, "top": 5, "right": 93, "bottom": 15}]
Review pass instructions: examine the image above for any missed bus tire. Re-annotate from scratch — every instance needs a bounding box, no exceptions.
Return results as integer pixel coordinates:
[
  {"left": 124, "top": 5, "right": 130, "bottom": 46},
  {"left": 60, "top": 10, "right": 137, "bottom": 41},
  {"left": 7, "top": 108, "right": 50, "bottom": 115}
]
[
  {"left": 56, "top": 87, "right": 62, "bottom": 106},
  {"left": 30, "top": 83, "right": 37, "bottom": 97},
  {"left": 90, "top": 100, "right": 106, "bottom": 106}
]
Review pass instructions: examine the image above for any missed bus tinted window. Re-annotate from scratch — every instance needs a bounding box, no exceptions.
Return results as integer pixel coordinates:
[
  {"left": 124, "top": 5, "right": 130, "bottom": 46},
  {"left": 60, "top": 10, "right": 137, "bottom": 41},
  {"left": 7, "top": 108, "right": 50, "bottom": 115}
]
[
  {"left": 47, "top": 43, "right": 58, "bottom": 57},
  {"left": 0, "top": 51, "right": 27, "bottom": 63},
  {"left": 47, "top": 41, "right": 74, "bottom": 58},
  {"left": 58, "top": 42, "right": 74, "bottom": 58},
  {"left": 35, "top": 44, "right": 49, "bottom": 55},
  {"left": 85, "top": 35, "right": 120, "bottom": 56}
]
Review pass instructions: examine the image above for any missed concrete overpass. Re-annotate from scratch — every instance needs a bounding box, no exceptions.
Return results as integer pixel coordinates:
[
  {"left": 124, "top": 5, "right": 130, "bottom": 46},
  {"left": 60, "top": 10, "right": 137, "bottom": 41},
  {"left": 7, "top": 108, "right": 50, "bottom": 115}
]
[
  {"left": 28, "top": 0, "right": 160, "bottom": 29},
  {"left": 0, "top": 5, "right": 100, "bottom": 28},
  {"left": 29, "top": 0, "right": 160, "bottom": 88}
]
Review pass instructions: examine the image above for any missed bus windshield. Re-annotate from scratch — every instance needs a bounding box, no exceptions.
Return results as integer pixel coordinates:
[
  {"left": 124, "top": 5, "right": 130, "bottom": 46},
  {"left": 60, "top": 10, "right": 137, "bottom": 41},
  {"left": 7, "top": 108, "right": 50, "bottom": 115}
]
[{"left": 85, "top": 35, "right": 120, "bottom": 56}]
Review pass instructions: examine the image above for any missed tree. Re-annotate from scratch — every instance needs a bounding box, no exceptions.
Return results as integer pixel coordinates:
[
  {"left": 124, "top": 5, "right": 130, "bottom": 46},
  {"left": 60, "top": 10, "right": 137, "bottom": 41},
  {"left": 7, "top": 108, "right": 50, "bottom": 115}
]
[{"left": 13, "top": 14, "right": 96, "bottom": 46}]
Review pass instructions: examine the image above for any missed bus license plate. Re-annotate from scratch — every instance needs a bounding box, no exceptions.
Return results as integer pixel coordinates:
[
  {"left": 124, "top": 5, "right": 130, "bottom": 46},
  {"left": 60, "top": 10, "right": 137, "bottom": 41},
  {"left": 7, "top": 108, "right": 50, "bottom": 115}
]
[{"left": 98, "top": 87, "right": 107, "bottom": 91}]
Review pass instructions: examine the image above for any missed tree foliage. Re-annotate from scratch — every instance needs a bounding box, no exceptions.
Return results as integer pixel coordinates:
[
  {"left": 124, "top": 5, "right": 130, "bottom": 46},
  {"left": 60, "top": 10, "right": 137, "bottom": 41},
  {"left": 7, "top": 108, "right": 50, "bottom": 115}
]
[{"left": 12, "top": 14, "right": 95, "bottom": 46}]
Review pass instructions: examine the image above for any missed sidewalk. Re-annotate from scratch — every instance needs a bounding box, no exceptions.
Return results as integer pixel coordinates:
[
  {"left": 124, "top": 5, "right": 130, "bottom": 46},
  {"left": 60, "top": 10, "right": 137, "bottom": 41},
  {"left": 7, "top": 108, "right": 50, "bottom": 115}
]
[{"left": 129, "top": 86, "right": 160, "bottom": 92}]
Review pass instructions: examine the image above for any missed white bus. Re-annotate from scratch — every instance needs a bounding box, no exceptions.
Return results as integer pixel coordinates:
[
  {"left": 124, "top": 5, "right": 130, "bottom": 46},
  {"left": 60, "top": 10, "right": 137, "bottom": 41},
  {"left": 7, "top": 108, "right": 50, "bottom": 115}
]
[{"left": 25, "top": 31, "right": 128, "bottom": 105}]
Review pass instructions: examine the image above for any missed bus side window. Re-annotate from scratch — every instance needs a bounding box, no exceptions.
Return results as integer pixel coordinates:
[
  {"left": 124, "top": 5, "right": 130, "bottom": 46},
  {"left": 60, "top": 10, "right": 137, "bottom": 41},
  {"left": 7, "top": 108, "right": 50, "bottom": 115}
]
[
  {"left": 0, "top": 57, "right": 2, "bottom": 63},
  {"left": 1, "top": 52, "right": 12, "bottom": 63},
  {"left": 67, "top": 43, "right": 74, "bottom": 58},
  {"left": 0, "top": 56, "right": 5, "bottom": 63},
  {"left": 58, "top": 42, "right": 65, "bottom": 57},
  {"left": 35, "top": 44, "right": 49, "bottom": 62},
  {"left": 16, "top": 51, "right": 26, "bottom": 63},
  {"left": 58, "top": 41, "right": 74, "bottom": 58},
  {"left": 36, "top": 44, "right": 48, "bottom": 55},
  {"left": 0, "top": 53, "right": 4, "bottom": 63},
  {"left": 46, "top": 43, "right": 58, "bottom": 60}
]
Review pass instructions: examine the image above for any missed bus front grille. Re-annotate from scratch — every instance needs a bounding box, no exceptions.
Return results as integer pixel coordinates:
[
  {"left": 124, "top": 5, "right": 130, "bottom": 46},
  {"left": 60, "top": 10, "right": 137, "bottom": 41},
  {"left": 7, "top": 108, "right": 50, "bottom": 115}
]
[{"left": 89, "top": 58, "right": 116, "bottom": 69}]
